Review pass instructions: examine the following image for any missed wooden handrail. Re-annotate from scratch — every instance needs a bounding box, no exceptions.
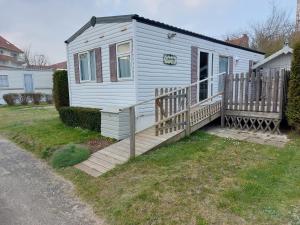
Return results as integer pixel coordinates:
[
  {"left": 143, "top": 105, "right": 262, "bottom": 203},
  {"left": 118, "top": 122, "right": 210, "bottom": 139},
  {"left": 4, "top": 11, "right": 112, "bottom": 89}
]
[{"left": 120, "top": 72, "right": 226, "bottom": 111}]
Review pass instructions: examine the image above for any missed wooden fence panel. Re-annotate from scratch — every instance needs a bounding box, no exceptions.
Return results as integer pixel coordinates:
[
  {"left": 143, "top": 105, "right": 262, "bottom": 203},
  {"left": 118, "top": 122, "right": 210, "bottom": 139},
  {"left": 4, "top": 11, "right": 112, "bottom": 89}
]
[{"left": 223, "top": 70, "right": 285, "bottom": 114}]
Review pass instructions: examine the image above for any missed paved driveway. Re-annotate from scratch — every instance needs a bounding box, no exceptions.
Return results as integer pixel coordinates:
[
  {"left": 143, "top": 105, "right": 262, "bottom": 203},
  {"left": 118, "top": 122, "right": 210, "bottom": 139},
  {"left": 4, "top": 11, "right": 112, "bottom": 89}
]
[{"left": 0, "top": 137, "right": 105, "bottom": 225}]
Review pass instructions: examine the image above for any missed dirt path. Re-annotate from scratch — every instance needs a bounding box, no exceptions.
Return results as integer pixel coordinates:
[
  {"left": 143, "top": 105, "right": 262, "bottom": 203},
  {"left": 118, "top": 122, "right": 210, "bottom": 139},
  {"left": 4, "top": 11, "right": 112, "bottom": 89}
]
[{"left": 0, "top": 137, "right": 105, "bottom": 225}]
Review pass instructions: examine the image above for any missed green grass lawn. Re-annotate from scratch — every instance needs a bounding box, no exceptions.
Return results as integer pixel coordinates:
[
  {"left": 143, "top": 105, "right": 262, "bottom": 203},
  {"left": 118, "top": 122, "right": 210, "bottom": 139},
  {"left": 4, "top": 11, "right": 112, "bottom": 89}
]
[{"left": 0, "top": 105, "right": 299, "bottom": 225}]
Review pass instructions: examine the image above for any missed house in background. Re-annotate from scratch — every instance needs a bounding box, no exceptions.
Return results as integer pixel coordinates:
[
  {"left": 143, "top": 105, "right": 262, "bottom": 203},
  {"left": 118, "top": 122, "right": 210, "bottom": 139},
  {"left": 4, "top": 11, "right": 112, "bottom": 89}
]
[
  {"left": 226, "top": 34, "right": 250, "bottom": 48},
  {"left": 0, "top": 36, "right": 54, "bottom": 104},
  {"left": 252, "top": 42, "right": 293, "bottom": 72},
  {"left": 65, "top": 14, "right": 265, "bottom": 140},
  {"left": 49, "top": 61, "right": 67, "bottom": 71},
  {"left": 0, "top": 36, "right": 25, "bottom": 68}
]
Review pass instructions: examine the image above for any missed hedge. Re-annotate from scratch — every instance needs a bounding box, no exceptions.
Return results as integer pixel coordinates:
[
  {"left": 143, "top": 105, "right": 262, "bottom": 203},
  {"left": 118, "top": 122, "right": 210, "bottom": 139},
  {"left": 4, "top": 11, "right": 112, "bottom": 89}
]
[
  {"left": 3, "top": 93, "right": 19, "bottom": 105},
  {"left": 59, "top": 107, "right": 101, "bottom": 132},
  {"left": 53, "top": 70, "right": 69, "bottom": 110},
  {"left": 287, "top": 41, "right": 300, "bottom": 131},
  {"left": 3, "top": 93, "right": 51, "bottom": 106}
]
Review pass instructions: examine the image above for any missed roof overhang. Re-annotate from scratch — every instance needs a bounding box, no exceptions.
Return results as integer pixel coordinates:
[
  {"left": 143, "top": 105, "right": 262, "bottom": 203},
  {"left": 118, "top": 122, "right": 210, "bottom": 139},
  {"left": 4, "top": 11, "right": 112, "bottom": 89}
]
[{"left": 65, "top": 14, "right": 265, "bottom": 55}]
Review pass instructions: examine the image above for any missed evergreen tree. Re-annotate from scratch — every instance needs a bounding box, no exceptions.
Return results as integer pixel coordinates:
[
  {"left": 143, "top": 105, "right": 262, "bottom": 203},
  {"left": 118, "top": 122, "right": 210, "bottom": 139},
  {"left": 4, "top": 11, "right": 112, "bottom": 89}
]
[{"left": 287, "top": 42, "right": 300, "bottom": 131}]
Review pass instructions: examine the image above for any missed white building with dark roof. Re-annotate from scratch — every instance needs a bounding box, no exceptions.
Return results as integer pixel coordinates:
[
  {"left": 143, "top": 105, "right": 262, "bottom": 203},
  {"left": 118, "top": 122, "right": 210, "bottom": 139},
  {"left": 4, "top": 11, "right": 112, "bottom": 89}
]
[
  {"left": 65, "top": 14, "right": 265, "bottom": 139},
  {"left": 253, "top": 43, "right": 293, "bottom": 72}
]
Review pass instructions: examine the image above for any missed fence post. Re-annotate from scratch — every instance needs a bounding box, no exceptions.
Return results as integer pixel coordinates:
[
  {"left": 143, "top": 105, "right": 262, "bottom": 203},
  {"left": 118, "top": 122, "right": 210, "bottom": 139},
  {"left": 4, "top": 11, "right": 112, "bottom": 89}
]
[
  {"left": 129, "top": 106, "right": 136, "bottom": 158},
  {"left": 221, "top": 74, "right": 226, "bottom": 128},
  {"left": 186, "top": 87, "right": 191, "bottom": 136}
]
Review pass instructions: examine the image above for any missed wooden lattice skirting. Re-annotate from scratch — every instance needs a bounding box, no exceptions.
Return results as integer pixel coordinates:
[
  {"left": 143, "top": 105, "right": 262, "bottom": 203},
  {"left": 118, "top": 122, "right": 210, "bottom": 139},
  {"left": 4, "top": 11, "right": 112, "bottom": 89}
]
[{"left": 225, "top": 115, "right": 281, "bottom": 134}]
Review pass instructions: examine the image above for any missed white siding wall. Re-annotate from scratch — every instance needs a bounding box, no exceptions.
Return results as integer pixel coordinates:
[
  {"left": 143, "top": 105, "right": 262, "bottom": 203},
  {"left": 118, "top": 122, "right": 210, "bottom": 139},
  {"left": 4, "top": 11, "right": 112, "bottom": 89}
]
[
  {"left": 259, "top": 53, "right": 292, "bottom": 72},
  {"left": 134, "top": 21, "right": 264, "bottom": 130},
  {"left": 101, "top": 109, "right": 130, "bottom": 140},
  {"left": 0, "top": 69, "right": 53, "bottom": 104},
  {"left": 66, "top": 22, "right": 136, "bottom": 109}
]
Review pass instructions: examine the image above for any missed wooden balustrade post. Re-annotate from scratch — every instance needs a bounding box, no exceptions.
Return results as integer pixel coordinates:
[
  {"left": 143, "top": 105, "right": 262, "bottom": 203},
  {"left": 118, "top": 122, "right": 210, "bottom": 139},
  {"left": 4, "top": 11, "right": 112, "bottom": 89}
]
[
  {"left": 186, "top": 86, "right": 191, "bottom": 136},
  {"left": 129, "top": 106, "right": 136, "bottom": 158},
  {"left": 221, "top": 74, "right": 227, "bottom": 128}
]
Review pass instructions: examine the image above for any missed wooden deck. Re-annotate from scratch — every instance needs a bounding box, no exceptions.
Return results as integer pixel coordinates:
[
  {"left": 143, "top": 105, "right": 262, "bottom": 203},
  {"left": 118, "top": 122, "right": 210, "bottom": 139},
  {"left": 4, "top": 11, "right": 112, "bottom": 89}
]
[
  {"left": 76, "top": 104, "right": 221, "bottom": 177},
  {"left": 75, "top": 127, "right": 185, "bottom": 177}
]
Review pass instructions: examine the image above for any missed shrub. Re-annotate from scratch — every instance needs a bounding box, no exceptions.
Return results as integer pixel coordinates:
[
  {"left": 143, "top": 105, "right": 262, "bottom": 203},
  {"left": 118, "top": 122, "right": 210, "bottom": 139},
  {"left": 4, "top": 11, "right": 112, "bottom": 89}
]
[
  {"left": 51, "top": 144, "right": 90, "bottom": 169},
  {"left": 41, "top": 147, "right": 56, "bottom": 159},
  {"left": 3, "top": 93, "right": 19, "bottom": 105},
  {"left": 32, "top": 93, "right": 42, "bottom": 104},
  {"left": 44, "top": 94, "right": 53, "bottom": 104},
  {"left": 53, "top": 70, "right": 69, "bottom": 110},
  {"left": 59, "top": 107, "right": 101, "bottom": 132},
  {"left": 19, "top": 93, "right": 31, "bottom": 105},
  {"left": 287, "top": 42, "right": 300, "bottom": 131}
]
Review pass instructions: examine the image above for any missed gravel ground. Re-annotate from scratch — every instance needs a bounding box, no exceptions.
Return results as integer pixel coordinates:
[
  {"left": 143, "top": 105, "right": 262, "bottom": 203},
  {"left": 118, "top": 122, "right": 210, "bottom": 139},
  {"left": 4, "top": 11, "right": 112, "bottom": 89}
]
[{"left": 0, "top": 137, "right": 105, "bottom": 225}]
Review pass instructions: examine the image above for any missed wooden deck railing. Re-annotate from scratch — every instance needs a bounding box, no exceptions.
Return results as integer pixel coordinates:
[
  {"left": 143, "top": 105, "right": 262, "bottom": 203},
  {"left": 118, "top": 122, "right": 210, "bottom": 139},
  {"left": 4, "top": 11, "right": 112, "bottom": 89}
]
[{"left": 222, "top": 69, "right": 288, "bottom": 133}]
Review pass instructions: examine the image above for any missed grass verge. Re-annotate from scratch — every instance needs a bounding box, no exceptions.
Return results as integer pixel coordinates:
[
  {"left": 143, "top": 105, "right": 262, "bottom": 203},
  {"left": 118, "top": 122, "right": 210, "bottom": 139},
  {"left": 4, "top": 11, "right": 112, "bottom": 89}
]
[{"left": 0, "top": 105, "right": 299, "bottom": 225}]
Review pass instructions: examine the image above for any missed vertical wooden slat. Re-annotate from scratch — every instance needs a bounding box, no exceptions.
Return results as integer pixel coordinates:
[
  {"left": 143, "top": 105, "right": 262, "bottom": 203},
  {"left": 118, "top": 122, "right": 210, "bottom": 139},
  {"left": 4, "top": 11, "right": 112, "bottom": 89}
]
[
  {"left": 273, "top": 72, "right": 279, "bottom": 112},
  {"left": 186, "top": 87, "right": 191, "bottom": 136},
  {"left": 173, "top": 88, "right": 177, "bottom": 131},
  {"left": 239, "top": 73, "right": 244, "bottom": 111},
  {"left": 155, "top": 88, "right": 159, "bottom": 136},
  {"left": 255, "top": 72, "right": 261, "bottom": 111},
  {"left": 234, "top": 74, "right": 239, "bottom": 110},
  {"left": 178, "top": 89, "right": 182, "bottom": 130},
  {"left": 266, "top": 72, "right": 272, "bottom": 112},
  {"left": 229, "top": 74, "right": 234, "bottom": 110},
  {"left": 160, "top": 88, "right": 164, "bottom": 135},
  {"left": 249, "top": 72, "right": 255, "bottom": 111},
  {"left": 221, "top": 74, "right": 227, "bottom": 127},
  {"left": 164, "top": 88, "right": 169, "bottom": 133},
  {"left": 129, "top": 106, "right": 135, "bottom": 158},
  {"left": 278, "top": 70, "right": 284, "bottom": 118},
  {"left": 244, "top": 73, "right": 249, "bottom": 111},
  {"left": 261, "top": 73, "right": 266, "bottom": 112},
  {"left": 169, "top": 87, "right": 173, "bottom": 132}
]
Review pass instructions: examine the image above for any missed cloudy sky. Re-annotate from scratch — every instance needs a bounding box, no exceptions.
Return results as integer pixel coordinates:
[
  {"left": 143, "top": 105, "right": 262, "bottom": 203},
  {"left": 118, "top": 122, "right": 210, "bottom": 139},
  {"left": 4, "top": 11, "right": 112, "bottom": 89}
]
[{"left": 0, "top": 0, "right": 296, "bottom": 64}]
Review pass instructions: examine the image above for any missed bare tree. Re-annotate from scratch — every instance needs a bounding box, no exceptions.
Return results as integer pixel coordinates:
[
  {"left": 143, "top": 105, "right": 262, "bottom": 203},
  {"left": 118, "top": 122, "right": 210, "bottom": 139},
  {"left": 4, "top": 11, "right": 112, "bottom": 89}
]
[
  {"left": 225, "top": 2, "right": 298, "bottom": 56},
  {"left": 22, "top": 45, "right": 49, "bottom": 68},
  {"left": 23, "top": 45, "right": 32, "bottom": 66}
]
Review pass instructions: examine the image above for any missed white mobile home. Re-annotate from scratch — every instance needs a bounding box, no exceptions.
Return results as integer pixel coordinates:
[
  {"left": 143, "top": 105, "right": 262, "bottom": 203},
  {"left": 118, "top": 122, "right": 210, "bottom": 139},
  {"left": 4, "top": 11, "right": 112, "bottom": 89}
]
[
  {"left": 0, "top": 67, "right": 53, "bottom": 104},
  {"left": 65, "top": 14, "right": 265, "bottom": 140}
]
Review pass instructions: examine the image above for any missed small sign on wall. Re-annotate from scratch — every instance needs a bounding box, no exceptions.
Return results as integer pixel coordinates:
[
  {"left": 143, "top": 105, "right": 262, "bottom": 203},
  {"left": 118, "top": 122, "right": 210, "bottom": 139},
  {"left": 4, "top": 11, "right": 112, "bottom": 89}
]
[{"left": 163, "top": 54, "right": 177, "bottom": 65}]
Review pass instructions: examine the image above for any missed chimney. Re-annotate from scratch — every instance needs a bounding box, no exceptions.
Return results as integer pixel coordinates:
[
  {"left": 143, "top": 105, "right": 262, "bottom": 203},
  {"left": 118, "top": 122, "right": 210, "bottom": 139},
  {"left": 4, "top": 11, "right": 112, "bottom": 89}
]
[{"left": 297, "top": 0, "right": 300, "bottom": 32}]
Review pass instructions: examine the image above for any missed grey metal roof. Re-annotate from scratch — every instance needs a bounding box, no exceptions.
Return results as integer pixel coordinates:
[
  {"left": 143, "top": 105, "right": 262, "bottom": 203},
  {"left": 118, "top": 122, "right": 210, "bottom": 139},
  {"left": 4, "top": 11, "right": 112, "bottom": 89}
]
[{"left": 65, "top": 14, "right": 265, "bottom": 55}]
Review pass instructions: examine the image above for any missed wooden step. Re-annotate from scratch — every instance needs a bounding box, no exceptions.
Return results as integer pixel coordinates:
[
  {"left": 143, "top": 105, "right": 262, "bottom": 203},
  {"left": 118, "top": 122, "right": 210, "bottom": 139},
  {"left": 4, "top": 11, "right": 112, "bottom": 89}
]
[
  {"left": 88, "top": 156, "right": 115, "bottom": 170},
  {"left": 93, "top": 151, "right": 123, "bottom": 164},
  {"left": 81, "top": 160, "right": 108, "bottom": 174},
  {"left": 100, "top": 149, "right": 129, "bottom": 162},
  {"left": 75, "top": 163, "right": 102, "bottom": 177}
]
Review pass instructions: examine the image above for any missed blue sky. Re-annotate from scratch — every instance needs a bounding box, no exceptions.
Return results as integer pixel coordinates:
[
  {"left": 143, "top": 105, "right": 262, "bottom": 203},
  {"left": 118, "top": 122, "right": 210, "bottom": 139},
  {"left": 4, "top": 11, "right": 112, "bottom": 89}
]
[{"left": 0, "top": 0, "right": 296, "bottom": 63}]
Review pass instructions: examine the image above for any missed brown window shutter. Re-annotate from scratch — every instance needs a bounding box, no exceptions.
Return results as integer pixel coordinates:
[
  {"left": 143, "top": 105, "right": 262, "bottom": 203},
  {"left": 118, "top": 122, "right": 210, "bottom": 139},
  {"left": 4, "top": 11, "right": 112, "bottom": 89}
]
[
  {"left": 191, "top": 46, "right": 198, "bottom": 105},
  {"left": 95, "top": 47, "right": 103, "bottom": 83},
  {"left": 109, "top": 44, "right": 117, "bottom": 82},
  {"left": 74, "top": 53, "right": 80, "bottom": 84},
  {"left": 229, "top": 56, "right": 234, "bottom": 75}
]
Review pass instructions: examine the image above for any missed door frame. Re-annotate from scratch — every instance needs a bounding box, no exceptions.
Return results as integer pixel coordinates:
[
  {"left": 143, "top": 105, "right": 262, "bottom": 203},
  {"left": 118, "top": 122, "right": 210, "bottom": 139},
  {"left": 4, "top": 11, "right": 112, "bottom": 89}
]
[
  {"left": 24, "top": 74, "right": 34, "bottom": 93},
  {"left": 197, "top": 48, "right": 213, "bottom": 103}
]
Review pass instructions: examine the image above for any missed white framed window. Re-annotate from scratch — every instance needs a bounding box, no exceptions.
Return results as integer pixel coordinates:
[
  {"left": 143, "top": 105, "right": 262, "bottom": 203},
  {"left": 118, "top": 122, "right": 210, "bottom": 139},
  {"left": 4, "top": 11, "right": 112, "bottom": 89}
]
[
  {"left": 79, "top": 50, "right": 96, "bottom": 82},
  {"left": 117, "top": 41, "right": 132, "bottom": 80},
  {"left": 219, "top": 56, "right": 229, "bottom": 74},
  {"left": 0, "top": 75, "right": 8, "bottom": 87},
  {"left": 218, "top": 56, "right": 229, "bottom": 92}
]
